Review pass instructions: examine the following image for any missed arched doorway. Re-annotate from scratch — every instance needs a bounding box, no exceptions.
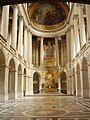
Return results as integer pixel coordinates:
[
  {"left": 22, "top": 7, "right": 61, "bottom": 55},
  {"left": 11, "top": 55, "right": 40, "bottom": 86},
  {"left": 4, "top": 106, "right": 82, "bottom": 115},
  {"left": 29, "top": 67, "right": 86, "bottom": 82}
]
[
  {"left": 8, "top": 58, "right": 15, "bottom": 100},
  {"left": 17, "top": 64, "right": 22, "bottom": 98},
  {"left": 23, "top": 68, "right": 26, "bottom": 96},
  {"left": 72, "top": 67, "right": 76, "bottom": 95},
  {"left": 0, "top": 50, "right": 6, "bottom": 102},
  {"left": 76, "top": 63, "right": 81, "bottom": 97},
  {"left": 33, "top": 72, "right": 40, "bottom": 94},
  {"left": 60, "top": 72, "right": 67, "bottom": 94},
  {"left": 81, "top": 57, "right": 89, "bottom": 98}
]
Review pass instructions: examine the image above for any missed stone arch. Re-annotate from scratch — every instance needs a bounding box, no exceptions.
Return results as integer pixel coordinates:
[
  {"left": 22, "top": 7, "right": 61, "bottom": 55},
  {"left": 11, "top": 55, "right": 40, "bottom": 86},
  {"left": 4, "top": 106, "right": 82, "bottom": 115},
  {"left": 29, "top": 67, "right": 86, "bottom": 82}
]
[
  {"left": 33, "top": 72, "right": 40, "bottom": 94},
  {"left": 0, "top": 50, "right": 6, "bottom": 102},
  {"left": 76, "top": 63, "right": 81, "bottom": 97},
  {"left": 60, "top": 71, "right": 67, "bottom": 94},
  {"left": 23, "top": 68, "right": 27, "bottom": 96},
  {"left": 17, "top": 64, "right": 23, "bottom": 98},
  {"left": 72, "top": 67, "right": 76, "bottom": 95},
  {"left": 8, "top": 58, "right": 16, "bottom": 100},
  {"left": 81, "top": 57, "right": 89, "bottom": 98}
]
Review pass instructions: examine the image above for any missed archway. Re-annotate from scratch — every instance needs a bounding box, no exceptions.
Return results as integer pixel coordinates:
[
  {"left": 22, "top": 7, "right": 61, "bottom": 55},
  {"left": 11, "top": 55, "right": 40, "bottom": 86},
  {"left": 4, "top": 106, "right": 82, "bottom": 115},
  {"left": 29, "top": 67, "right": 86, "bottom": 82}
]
[
  {"left": 33, "top": 72, "right": 40, "bottom": 94},
  {"left": 60, "top": 72, "right": 67, "bottom": 94},
  {"left": 72, "top": 67, "right": 76, "bottom": 95},
  {"left": 23, "top": 68, "right": 26, "bottom": 96},
  {"left": 17, "top": 64, "right": 22, "bottom": 98},
  {"left": 76, "top": 63, "right": 81, "bottom": 97},
  {"left": 8, "top": 58, "right": 15, "bottom": 100},
  {"left": 0, "top": 50, "right": 6, "bottom": 101},
  {"left": 82, "top": 57, "right": 89, "bottom": 98}
]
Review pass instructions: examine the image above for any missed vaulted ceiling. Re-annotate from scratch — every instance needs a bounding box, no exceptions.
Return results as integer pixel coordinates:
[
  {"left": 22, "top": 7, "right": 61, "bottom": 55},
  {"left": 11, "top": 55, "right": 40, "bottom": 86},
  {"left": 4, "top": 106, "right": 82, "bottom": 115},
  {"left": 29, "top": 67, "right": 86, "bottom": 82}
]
[{"left": 28, "top": 2, "right": 69, "bottom": 31}]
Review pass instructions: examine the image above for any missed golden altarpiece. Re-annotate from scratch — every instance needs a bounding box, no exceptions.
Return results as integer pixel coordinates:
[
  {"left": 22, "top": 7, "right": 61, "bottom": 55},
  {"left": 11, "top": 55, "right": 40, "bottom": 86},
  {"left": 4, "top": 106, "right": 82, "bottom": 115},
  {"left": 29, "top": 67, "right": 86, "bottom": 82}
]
[{"left": 41, "top": 41, "right": 59, "bottom": 93}]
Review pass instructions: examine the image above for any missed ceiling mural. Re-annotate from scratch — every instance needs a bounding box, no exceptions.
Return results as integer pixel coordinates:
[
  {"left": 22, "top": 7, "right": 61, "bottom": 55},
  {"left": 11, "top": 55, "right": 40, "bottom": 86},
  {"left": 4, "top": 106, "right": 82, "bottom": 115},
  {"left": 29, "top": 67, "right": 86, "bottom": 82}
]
[{"left": 28, "top": 3, "right": 69, "bottom": 31}]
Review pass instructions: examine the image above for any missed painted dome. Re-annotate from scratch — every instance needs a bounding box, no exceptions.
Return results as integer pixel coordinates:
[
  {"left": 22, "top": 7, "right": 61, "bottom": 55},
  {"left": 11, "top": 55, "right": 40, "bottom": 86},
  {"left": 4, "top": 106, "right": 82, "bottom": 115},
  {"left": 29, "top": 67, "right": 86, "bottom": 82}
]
[{"left": 28, "top": 3, "right": 69, "bottom": 31}]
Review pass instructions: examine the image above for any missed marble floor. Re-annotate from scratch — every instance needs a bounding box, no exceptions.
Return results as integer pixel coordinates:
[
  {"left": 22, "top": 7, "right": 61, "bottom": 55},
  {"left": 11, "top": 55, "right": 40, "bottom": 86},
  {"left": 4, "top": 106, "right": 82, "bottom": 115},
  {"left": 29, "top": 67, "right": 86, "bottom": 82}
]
[{"left": 0, "top": 95, "right": 90, "bottom": 120}]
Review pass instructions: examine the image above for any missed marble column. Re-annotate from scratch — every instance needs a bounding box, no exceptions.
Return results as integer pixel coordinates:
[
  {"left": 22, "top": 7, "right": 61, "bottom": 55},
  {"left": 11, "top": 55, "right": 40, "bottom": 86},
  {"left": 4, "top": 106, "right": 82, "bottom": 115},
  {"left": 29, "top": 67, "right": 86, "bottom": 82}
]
[
  {"left": 24, "top": 26, "right": 27, "bottom": 61},
  {"left": 78, "top": 4, "right": 86, "bottom": 47},
  {"left": 18, "top": 16, "right": 23, "bottom": 56},
  {"left": 70, "top": 25, "right": 75, "bottom": 59},
  {"left": 11, "top": 5, "right": 18, "bottom": 49},
  {"left": 88, "top": 64, "right": 90, "bottom": 99},
  {"left": 86, "top": 4, "right": 90, "bottom": 44},
  {"left": 28, "top": 31, "right": 32, "bottom": 66},
  {"left": 0, "top": 65, "right": 9, "bottom": 102},
  {"left": 1, "top": 5, "right": 9, "bottom": 39},
  {"left": 58, "top": 78, "right": 61, "bottom": 93},
  {"left": 15, "top": 70, "right": 18, "bottom": 99},
  {"left": 75, "top": 72, "right": 81, "bottom": 97},
  {"left": 73, "top": 15, "right": 80, "bottom": 54},
  {"left": 40, "top": 37, "right": 44, "bottom": 66},
  {"left": 66, "top": 27, "right": 71, "bottom": 63},
  {"left": 39, "top": 78, "right": 43, "bottom": 93},
  {"left": 36, "top": 40, "right": 39, "bottom": 66},
  {"left": 55, "top": 37, "right": 59, "bottom": 66},
  {"left": 61, "top": 42, "right": 64, "bottom": 66}
]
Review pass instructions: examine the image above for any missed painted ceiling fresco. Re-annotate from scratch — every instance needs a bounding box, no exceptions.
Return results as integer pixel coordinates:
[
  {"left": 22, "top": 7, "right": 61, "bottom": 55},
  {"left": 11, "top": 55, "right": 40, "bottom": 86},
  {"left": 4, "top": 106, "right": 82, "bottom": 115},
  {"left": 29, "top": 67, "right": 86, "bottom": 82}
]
[{"left": 28, "top": 3, "right": 69, "bottom": 31}]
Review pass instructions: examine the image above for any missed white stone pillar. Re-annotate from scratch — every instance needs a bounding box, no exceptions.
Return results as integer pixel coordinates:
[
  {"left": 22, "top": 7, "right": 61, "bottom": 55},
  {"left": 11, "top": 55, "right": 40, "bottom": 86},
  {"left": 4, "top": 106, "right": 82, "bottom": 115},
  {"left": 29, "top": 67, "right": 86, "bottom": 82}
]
[
  {"left": 24, "top": 26, "right": 27, "bottom": 61},
  {"left": 27, "top": 67, "right": 33, "bottom": 95},
  {"left": 88, "top": 64, "right": 90, "bottom": 99},
  {"left": 40, "top": 37, "right": 44, "bottom": 66},
  {"left": 15, "top": 70, "right": 18, "bottom": 99},
  {"left": 55, "top": 37, "right": 59, "bottom": 66},
  {"left": 1, "top": 5, "right": 9, "bottom": 39},
  {"left": 75, "top": 72, "right": 81, "bottom": 97},
  {"left": 25, "top": 76, "right": 28, "bottom": 96},
  {"left": 61, "top": 42, "right": 64, "bottom": 66},
  {"left": 58, "top": 78, "right": 61, "bottom": 93},
  {"left": 86, "top": 4, "right": 90, "bottom": 44},
  {"left": 66, "top": 27, "right": 71, "bottom": 63},
  {"left": 18, "top": 16, "right": 23, "bottom": 56},
  {"left": 39, "top": 78, "right": 43, "bottom": 93},
  {"left": 78, "top": 4, "right": 86, "bottom": 47},
  {"left": 36, "top": 41, "right": 39, "bottom": 66},
  {"left": 28, "top": 31, "right": 32, "bottom": 66},
  {"left": 11, "top": 5, "right": 18, "bottom": 49},
  {"left": 70, "top": 25, "right": 76, "bottom": 59},
  {"left": 73, "top": 15, "right": 80, "bottom": 54}
]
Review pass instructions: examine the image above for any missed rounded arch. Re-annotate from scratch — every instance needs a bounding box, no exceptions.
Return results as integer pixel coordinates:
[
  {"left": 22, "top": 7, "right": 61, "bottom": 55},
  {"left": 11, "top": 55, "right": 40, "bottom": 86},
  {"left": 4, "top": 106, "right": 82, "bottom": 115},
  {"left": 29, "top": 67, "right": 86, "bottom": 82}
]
[
  {"left": 60, "top": 71, "right": 67, "bottom": 94},
  {"left": 76, "top": 63, "right": 81, "bottom": 97},
  {"left": 8, "top": 58, "right": 16, "bottom": 100},
  {"left": 33, "top": 72, "right": 40, "bottom": 94},
  {"left": 82, "top": 57, "right": 89, "bottom": 98},
  {"left": 18, "top": 64, "right": 22, "bottom": 73},
  {"left": 9, "top": 58, "right": 15, "bottom": 69},
  {"left": 17, "top": 64, "right": 23, "bottom": 98}
]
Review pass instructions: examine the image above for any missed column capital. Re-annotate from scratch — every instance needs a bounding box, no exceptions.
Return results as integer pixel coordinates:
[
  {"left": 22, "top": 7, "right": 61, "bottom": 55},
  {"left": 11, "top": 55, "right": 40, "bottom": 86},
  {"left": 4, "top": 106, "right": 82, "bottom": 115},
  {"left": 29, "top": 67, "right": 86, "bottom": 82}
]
[
  {"left": 66, "top": 25, "right": 71, "bottom": 33},
  {"left": 19, "top": 16, "right": 23, "bottom": 20},
  {"left": 24, "top": 25, "right": 28, "bottom": 30},
  {"left": 12, "top": 4, "right": 18, "bottom": 9},
  {"left": 70, "top": 25, "right": 74, "bottom": 29},
  {"left": 77, "top": 3, "right": 84, "bottom": 8},
  {"left": 37, "top": 36, "right": 41, "bottom": 41},
  {"left": 73, "top": 14, "right": 78, "bottom": 21}
]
